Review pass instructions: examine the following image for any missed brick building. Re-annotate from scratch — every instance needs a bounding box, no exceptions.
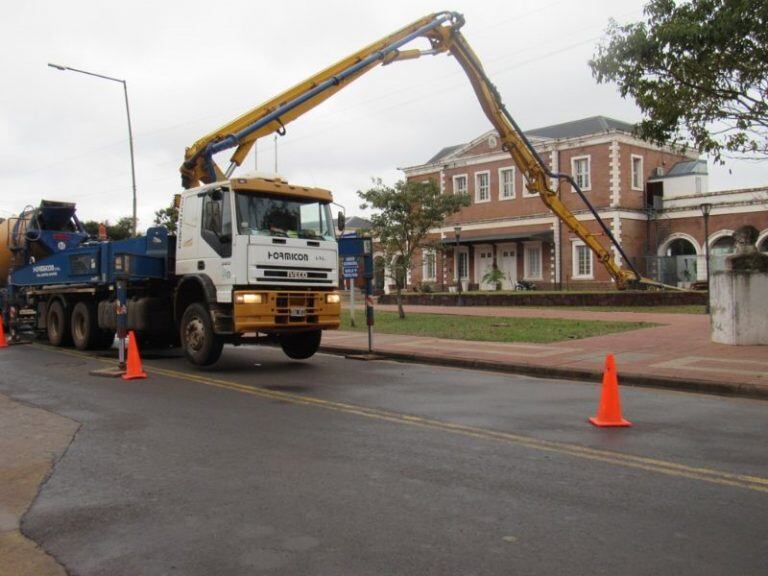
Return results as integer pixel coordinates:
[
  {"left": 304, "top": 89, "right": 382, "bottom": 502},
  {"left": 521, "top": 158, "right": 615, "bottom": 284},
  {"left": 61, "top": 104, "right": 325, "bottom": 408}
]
[{"left": 384, "top": 116, "right": 768, "bottom": 292}]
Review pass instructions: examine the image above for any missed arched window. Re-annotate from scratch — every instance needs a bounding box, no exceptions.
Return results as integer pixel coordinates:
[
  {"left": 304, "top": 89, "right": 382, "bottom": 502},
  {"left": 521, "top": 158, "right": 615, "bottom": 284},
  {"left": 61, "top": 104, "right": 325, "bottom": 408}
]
[{"left": 711, "top": 236, "right": 735, "bottom": 255}]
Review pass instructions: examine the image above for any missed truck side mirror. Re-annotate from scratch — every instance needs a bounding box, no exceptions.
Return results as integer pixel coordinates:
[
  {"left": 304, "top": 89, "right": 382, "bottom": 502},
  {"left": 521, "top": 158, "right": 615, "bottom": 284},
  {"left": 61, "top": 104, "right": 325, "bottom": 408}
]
[{"left": 337, "top": 212, "right": 346, "bottom": 232}]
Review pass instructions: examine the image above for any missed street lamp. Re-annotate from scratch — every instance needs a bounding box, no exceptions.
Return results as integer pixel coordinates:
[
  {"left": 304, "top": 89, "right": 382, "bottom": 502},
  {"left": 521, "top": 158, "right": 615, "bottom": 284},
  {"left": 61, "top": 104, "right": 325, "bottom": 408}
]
[
  {"left": 699, "top": 203, "right": 713, "bottom": 313},
  {"left": 454, "top": 224, "right": 463, "bottom": 305},
  {"left": 48, "top": 63, "right": 138, "bottom": 237}
]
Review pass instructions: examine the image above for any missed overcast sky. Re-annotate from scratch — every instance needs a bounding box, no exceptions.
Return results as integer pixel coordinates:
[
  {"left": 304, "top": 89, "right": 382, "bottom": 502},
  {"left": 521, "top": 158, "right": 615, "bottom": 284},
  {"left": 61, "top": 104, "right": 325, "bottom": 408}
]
[{"left": 2, "top": 0, "right": 765, "bottom": 227}]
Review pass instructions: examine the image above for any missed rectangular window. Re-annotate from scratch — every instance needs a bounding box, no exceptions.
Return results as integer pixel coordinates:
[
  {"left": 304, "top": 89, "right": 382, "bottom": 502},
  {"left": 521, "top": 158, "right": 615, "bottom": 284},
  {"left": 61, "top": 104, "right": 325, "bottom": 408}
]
[
  {"left": 457, "top": 251, "right": 468, "bottom": 279},
  {"left": 631, "top": 155, "right": 643, "bottom": 190},
  {"left": 573, "top": 242, "right": 593, "bottom": 279},
  {"left": 524, "top": 242, "right": 542, "bottom": 280},
  {"left": 571, "top": 156, "right": 591, "bottom": 191},
  {"left": 422, "top": 250, "right": 436, "bottom": 281},
  {"left": 475, "top": 171, "right": 490, "bottom": 202},
  {"left": 453, "top": 175, "right": 468, "bottom": 196},
  {"left": 499, "top": 167, "right": 516, "bottom": 200}
]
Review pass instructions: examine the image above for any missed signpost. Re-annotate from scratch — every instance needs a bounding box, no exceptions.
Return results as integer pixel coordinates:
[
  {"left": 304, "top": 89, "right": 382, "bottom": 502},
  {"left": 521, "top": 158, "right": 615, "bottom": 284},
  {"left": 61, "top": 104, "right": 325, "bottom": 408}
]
[{"left": 338, "top": 237, "right": 374, "bottom": 354}]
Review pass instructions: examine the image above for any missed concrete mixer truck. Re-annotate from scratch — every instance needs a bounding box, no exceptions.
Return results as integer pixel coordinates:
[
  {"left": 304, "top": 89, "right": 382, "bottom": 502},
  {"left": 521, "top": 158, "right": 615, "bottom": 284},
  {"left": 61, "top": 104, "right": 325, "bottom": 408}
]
[{"left": 0, "top": 186, "right": 343, "bottom": 366}]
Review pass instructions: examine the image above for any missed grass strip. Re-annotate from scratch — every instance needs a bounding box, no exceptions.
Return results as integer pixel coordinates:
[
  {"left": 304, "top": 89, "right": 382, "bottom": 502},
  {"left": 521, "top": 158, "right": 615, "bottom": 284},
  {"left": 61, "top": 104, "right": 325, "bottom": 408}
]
[{"left": 340, "top": 310, "right": 657, "bottom": 344}]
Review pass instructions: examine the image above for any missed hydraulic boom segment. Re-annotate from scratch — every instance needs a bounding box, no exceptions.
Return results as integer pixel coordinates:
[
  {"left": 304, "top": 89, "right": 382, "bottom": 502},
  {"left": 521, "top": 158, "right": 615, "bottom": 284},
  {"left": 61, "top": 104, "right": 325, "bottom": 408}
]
[{"left": 182, "top": 11, "right": 657, "bottom": 289}]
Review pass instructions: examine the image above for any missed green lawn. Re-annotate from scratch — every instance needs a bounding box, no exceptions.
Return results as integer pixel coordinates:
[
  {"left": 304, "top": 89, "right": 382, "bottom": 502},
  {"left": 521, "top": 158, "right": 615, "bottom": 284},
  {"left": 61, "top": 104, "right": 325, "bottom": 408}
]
[{"left": 340, "top": 310, "right": 656, "bottom": 344}]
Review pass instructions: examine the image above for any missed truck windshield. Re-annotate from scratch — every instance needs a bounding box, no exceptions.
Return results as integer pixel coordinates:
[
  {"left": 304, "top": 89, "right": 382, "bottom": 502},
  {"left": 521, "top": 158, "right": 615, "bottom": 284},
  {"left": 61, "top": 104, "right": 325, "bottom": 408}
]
[{"left": 235, "top": 192, "right": 335, "bottom": 240}]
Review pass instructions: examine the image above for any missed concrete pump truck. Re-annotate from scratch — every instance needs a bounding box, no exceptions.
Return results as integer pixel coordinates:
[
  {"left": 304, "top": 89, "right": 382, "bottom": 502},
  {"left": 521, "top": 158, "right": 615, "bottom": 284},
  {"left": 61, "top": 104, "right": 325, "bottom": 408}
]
[{"left": 1, "top": 11, "right": 652, "bottom": 367}]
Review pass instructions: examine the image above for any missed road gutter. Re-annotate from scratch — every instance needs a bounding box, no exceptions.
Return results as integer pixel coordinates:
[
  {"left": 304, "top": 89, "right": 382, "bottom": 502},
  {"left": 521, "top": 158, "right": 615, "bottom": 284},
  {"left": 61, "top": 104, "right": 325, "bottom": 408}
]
[{"left": 320, "top": 345, "right": 768, "bottom": 401}]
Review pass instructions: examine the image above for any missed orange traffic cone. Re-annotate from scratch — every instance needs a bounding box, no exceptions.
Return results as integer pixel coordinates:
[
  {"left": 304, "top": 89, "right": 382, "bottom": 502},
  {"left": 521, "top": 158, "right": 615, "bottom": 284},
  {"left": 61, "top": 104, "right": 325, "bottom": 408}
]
[
  {"left": 0, "top": 318, "right": 7, "bottom": 348},
  {"left": 589, "top": 354, "right": 631, "bottom": 427},
  {"left": 122, "top": 331, "right": 147, "bottom": 380}
]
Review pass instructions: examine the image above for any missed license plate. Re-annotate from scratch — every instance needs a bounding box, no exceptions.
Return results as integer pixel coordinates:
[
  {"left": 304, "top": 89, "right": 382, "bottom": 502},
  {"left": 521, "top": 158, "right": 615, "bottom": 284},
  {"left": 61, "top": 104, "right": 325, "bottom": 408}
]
[
  {"left": 290, "top": 307, "right": 307, "bottom": 317},
  {"left": 287, "top": 270, "right": 308, "bottom": 279}
]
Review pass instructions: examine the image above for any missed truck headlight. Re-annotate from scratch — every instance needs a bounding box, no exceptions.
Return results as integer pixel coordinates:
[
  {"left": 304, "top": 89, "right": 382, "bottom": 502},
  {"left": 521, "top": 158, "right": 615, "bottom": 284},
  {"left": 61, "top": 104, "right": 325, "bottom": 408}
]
[
  {"left": 325, "top": 293, "right": 340, "bottom": 304},
  {"left": 235, "top": 293, "right": 264, "bottom": 304}
]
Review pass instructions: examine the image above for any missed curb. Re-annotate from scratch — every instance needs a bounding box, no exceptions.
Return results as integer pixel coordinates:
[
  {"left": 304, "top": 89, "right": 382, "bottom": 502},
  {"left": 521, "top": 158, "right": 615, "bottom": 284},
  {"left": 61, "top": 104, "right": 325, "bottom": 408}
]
[{"left": 319, "top": 345, "right": 768, "bottom": 401}]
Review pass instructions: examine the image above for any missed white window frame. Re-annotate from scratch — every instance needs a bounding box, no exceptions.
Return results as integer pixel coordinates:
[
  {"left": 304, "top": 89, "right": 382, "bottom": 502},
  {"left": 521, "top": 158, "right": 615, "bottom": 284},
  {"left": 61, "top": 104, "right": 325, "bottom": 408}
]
[
  {"left": 498, "top": 166, "right": 516, "bottom": 200},
  {"left": 572, "top": 240, "right": 594, "bottom": 279},
  {"left": 422, "top": 249, "right": 436, "bottom": 281},
  {"left": 475, "top": 170, "right": 491, "bottom": 203},
  {"left": 522, "top": 175, "right": 538, "bottom": 198},
  {"left": 452, "top": 174, "right": 468, "bottom": 196},
  {"left": 631, "top": 154, "right": 644, "bottom": 191},
  {"left": 523, "top": 241, "right": 543, "bottom": 280},
  {"left": 571, "top": 155, "right": 591, "bottom": 191}
]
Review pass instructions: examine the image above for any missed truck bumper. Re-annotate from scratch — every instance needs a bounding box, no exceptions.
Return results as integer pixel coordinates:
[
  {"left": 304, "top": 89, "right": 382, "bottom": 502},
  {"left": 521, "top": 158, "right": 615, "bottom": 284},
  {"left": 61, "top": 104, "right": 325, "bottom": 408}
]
[{"left": 233, "top": 290, "right": 340, "bottom": 333}]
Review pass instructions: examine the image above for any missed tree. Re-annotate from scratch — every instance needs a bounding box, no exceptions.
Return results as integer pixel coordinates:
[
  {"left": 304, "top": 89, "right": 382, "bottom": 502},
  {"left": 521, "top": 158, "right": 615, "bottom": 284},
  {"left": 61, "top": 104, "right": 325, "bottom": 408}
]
[
  {"left": 81, "top": 217, "right": 133, "bottom": 240},
  {"left": 358, "top": 178, "right": 470, "bottom": 319},
  {"left": 153, "top": 201, "right": 179, "bottom": 233},
  {"left": 109, "top": 217, "right": 134, "bottom": 240},
  {"left": 590, "top": 0, "right": 768, "bottom": 161},
  {"left": 82, "top": 220, "right": 100, "bottom": 237}
]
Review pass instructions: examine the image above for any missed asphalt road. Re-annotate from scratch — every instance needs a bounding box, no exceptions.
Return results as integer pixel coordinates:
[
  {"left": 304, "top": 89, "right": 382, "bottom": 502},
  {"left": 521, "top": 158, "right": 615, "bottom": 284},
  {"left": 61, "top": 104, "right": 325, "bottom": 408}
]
[{"left": 1, "top": 342, "right": 767, "bottom": 575}]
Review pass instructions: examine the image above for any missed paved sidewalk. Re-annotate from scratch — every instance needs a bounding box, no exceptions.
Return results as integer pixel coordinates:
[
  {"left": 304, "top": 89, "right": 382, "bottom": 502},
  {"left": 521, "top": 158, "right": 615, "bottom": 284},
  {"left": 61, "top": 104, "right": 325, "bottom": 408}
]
[
  {"left": 323, "top": 305, "right": 768, "bottom": 399},
  {"left": 0, "top": 394, "right": 78, "bottom": 576}
]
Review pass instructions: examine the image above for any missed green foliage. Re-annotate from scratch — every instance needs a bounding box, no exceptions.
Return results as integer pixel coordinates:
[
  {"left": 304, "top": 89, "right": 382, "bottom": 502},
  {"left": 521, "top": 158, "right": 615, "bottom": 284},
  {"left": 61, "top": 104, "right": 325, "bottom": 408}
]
[
  {"left": 153, "top": 201, "right": 179, "bottom": 233},
  {"left": 109, "top": 217, "right": 134, "bottom": 240},
  {"left": 358, "top": 178, "right": 470, "bottom": 317},
  {"left": 481, "top": 266, "right": 505, "bottom": 289},
  {"left": 590, "top": 0, "right": 768, "bottom": 160},
  {"left": 82, "top": 220, "right": 100, "bottom": 237},
  {"left": 81, "top": 217, "right": 133, "bottom": 240}
]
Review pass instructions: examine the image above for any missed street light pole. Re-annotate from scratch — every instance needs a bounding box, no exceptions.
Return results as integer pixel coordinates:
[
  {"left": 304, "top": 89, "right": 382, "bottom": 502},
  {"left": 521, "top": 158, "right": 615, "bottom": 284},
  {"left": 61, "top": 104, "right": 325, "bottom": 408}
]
[
  {"left": 48, "top": 63, "right": 138, "bottom": 237},
  {"left": 699, "top": 203, "right": 713, "bottom": 313},
  {"left": 454, "top": 224, "right": 463, "bottom": 306}
]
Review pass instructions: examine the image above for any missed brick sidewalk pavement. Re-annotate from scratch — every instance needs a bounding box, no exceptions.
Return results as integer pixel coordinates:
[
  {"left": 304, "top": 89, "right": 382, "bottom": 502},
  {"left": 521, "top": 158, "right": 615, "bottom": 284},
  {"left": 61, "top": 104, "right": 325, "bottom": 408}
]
[{"left": 324, "top": 305, "right": 768, "bottom": 398}]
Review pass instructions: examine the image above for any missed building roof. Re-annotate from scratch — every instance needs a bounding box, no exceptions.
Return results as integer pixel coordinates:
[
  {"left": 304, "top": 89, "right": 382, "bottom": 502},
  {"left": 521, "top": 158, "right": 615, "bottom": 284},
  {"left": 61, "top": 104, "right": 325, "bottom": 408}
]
[
  {"left": 421, "top": 116, "right": 635, "bottom": 165},
  {"left": 426, "top": 144, "right": 464, "bottom": 165},
  {"left": 525, "top": 116, "right": 635, "bottom": 139},
  {"left": 345, "top": 216, "right": 371, "bottom": 230},
  {"left": 648, "top": 159, "right": 708, "bottom": 180}
]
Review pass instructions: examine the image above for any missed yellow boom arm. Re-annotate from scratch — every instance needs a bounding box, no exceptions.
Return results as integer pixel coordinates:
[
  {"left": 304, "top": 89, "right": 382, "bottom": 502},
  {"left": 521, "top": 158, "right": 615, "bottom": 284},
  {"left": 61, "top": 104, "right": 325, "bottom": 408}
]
[{"left": 181, "top": 11, "right": 651, "bottom": 289}]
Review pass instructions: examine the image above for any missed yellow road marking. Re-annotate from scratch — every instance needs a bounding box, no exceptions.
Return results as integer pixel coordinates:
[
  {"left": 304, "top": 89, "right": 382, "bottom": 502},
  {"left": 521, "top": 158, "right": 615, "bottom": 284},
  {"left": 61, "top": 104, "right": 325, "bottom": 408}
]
[{"left": 31, "top": 344, "right": 768, "bottom": 494}]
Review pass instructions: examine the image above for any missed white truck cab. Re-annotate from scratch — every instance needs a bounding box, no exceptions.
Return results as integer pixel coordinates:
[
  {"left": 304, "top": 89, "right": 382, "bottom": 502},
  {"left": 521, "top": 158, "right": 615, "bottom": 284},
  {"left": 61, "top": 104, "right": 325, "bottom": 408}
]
[{"left": 174, "top": 174, "right": 341, "bottom": 365}]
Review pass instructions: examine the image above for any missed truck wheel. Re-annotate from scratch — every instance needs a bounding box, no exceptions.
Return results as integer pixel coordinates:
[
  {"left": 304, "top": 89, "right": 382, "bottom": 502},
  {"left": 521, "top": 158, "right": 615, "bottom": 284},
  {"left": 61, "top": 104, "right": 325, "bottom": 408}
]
[
  {"left": 180, "top": 303, "right": 223, "bottom": 366},
  {"left": 70, "top": 302, "right": 93, "bottom": 350},
  {"left": 47, "top": 300, "right": 71, "bottom": 346},
  {"left": 280, "top": 330, "right": 322, "bottom": 360},
  {"left": 71, "top": 301, "right": 114, "bottom": 350}
]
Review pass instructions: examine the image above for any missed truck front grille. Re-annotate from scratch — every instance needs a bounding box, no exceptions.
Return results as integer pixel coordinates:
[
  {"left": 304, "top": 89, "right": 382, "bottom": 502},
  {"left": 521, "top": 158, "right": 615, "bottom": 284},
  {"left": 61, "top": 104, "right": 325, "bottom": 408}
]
[{"left": 275, "top": 292, "right": 319, "bottom": 324}]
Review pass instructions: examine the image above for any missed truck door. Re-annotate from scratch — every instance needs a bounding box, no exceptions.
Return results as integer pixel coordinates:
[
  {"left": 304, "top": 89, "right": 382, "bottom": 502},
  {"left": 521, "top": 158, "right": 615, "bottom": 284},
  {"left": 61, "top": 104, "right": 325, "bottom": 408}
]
[{"left": 198, "top": 188, "right": 234, "bottom": 301}]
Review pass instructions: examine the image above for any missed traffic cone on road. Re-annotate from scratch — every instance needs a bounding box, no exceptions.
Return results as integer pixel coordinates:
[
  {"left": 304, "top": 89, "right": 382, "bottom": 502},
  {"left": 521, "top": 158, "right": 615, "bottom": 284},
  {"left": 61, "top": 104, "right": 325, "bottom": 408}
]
[
  {"left": 122, "top": 331, "right": 147, "bottom": 380},
  {"left": 589, "top": 354, "right": 631, "bottom": 427},
  {"left": 0, "top": 318, "right": 7, "bottom": 349}
]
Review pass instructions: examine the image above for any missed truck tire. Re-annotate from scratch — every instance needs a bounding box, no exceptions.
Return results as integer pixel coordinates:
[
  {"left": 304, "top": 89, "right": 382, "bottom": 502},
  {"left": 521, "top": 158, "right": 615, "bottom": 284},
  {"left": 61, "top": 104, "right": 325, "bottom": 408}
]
[
  {"left": 47, "top": 299, "right": 71, "bottom": 347},
  {"left": 71, "top": 301, "right": 114, "bottom": 350},
  {"left": 280, "top": 330, "right": 322, "bottom": 360},
  {"left": 180, "top": 303, "right": 223, "bottom": 366}
]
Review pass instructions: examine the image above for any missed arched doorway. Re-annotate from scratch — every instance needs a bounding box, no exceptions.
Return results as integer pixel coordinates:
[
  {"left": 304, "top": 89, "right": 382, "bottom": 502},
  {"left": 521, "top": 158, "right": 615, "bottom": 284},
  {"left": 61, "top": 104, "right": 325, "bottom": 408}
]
[{"left": 658, "top": 235, "right": 699, "bottom": 287}]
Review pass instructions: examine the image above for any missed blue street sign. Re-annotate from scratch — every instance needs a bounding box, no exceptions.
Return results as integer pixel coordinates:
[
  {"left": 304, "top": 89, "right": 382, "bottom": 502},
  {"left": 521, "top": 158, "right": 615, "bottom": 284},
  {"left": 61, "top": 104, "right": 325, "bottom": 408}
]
[{"left": 343, "top": 262, "right": 359, "bottom": 279}]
